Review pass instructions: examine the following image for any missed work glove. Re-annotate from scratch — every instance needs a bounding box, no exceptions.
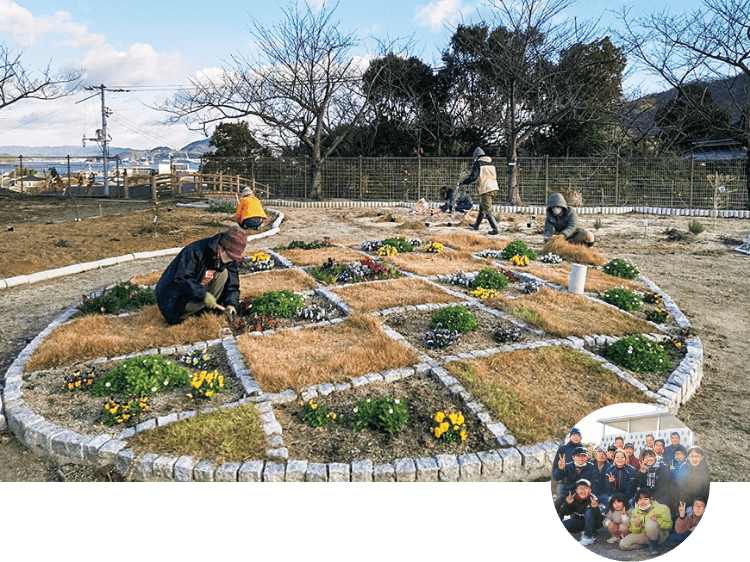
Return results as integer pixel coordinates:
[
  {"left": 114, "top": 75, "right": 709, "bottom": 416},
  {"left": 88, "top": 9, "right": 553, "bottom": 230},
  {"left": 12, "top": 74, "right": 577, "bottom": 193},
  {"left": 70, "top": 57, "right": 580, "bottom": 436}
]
[
  {"left": 204, "top": 293, "right": 217, "bottom": 309},
  {"left": 225, "top": 305, "right": 237, "bottom": 323}
]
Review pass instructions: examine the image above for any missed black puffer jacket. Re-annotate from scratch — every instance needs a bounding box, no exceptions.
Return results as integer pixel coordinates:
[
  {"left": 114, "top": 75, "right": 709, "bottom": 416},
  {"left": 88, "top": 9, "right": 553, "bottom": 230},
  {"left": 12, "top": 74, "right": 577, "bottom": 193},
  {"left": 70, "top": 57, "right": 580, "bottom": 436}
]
[{"left": 156, "top": 233, "right": 241, "bottom": 325}]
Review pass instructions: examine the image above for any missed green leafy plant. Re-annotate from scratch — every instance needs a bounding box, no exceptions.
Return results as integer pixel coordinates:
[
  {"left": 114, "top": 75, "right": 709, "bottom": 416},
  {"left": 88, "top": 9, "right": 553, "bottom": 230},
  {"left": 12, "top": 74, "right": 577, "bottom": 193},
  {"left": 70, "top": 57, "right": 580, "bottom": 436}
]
[
  {"left": 352, "top": 396, "right": 408, "bottom": 434},
  {"left": 381, "top": 237, "right": 414, "bottom": 253},
  {"left": 246, "top": 290, "right": 304, "bottom": 318},
  {"left": 602, "top": 258, "right": 639, "bottom": 280},
  {"left": 301, "top": 399, "right": 338, "bottom": 428},
  {"left": 688, "top": 220, "right": 704, "bottom": 235},
  {"left": 501, "top": 240, "right": 537, "bottom": 261},
  {"left": 594, "top": 218, "right": 603, "bottom": 230},
  {"left": 604, "top": 334, "right": 672, "bottom": 374},
  {"left": 206, "top": 202, "right": 236, "bottom": 213},
  {"left": 91, "top": 355, "right": 192, "bottom": 398},
  {"left": 77, "top": 281, "right": 156, "bottom": 315},
  {"left": 431, "top": 305, "right": 478, "bottom": 334},
  {"left": 61, "top": 368, "right": 96, "bottom": 392},
  {"left": 471, "top": 268, "right": 509, "bottom": 292},
  {"left": 643, "top": 292, "right": 663, "bottom": 305},
  {"left": 602, "top": 287, "right": 642, "bottom": 312}
]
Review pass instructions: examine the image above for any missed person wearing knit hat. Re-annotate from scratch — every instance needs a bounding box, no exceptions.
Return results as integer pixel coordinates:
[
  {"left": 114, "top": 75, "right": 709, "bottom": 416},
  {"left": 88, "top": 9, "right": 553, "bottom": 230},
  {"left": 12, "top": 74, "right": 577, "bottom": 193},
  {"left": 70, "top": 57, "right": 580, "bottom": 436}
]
[
  {"left": 156, "top": 227, "right": 247, "bottom": 325},
  {"left": 236, "top": 186, "right": 267, "bottom": 230},
  {"left": 553, "top": 427, "right": 585, "bottom": 499}
]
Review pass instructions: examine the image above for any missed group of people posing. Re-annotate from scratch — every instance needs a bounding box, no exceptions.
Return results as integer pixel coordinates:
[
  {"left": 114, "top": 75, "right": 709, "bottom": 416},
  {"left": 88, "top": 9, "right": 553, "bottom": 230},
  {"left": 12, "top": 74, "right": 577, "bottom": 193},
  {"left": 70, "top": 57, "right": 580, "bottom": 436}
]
[{"left": 553, "top": 428, "right": 709, "bottom": 556}]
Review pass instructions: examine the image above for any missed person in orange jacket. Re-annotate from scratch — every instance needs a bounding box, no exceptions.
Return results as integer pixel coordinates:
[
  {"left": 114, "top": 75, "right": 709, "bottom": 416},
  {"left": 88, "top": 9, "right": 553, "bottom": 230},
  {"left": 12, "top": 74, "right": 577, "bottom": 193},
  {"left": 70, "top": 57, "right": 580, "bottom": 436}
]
[{"left": 236, "top": 187, "right": 267, "bottom": 230}]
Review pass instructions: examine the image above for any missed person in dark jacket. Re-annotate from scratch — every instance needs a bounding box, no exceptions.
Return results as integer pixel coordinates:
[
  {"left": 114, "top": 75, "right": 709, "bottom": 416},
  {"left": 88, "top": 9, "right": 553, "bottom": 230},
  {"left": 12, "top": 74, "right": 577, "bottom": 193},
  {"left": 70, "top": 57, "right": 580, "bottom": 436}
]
[
  {"left": 668, "top": 445, "right": 688, "bottom": 480},
  {"left": 460, "top": 147, "right": 500, "bottom": 235},
  {"left": 553, "top": 427, "right": 584, "bottom": 497},
  {"left": 439, "top": 185, "right": 473, "bottom": 214},
  {"left": 662, "top": 432, "right": 682, "bottom": 467},
  {"left": 543, "top": 192, "right": 595, "bottom": 246},
  {"left": 553, "top": 446, "right": 599, "bottom": 516},
  {"left": 592, "top": 447, "right": 612, "bottom": 507},
  {"left": 559, "top": 478, "right": 604, "bottom": 547},
  {"left": 156, "top": 226, "right": 246, "bottom": 325},
  {"left": 605, "top": 450, "right": 637, "bottom": 504},
  {"left": 637, "top": 448, "right": 674, "bottom": 508},
  {"left": 675, "top": 446, "right": 710, "bottom": 509}
]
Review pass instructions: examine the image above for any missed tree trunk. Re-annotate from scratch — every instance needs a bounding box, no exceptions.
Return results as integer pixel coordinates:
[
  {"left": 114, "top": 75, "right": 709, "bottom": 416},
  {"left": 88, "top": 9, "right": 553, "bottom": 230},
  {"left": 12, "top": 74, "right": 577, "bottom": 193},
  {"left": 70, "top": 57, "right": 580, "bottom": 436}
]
[
  {"left": 506, "top": 138, "right": 523, "bottom": 205},
  {"left": 307, "top": 155, "right": 323, "bottom": 200}
]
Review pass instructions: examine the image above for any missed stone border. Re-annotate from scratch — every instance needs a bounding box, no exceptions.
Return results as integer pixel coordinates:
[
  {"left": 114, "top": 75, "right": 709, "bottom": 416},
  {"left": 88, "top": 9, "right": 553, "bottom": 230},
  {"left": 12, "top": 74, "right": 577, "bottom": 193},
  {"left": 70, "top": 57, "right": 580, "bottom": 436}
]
[{"left": 0, "top": 218, "right": 703, "bottom": 481}]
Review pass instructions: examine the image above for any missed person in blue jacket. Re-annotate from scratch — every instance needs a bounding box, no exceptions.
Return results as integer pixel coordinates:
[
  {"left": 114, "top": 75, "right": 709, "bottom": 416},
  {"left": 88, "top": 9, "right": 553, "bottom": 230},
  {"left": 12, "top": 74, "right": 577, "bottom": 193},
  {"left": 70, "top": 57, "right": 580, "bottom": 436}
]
[
  {"left": 553, "top": 446, "right": 599, "bottom": 516},
  {"left": 553, "top": 428, "right": 585, "bottom": 497},
  {"left": 591, "top": 447, "right": 612, "bottom": 507},
  {"left": 156, "top": 226, "right": 246, "bottom": 325},
  {"left": 605, "top": 449, "right": 637, "bottom": 504}
]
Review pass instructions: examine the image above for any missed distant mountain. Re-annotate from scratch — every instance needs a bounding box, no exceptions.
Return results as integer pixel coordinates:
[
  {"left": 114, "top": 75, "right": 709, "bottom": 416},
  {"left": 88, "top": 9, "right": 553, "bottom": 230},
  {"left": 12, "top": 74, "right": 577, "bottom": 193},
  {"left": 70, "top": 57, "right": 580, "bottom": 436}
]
[{"left": 0, "top": 138, "right": 215, "bottom": 160}]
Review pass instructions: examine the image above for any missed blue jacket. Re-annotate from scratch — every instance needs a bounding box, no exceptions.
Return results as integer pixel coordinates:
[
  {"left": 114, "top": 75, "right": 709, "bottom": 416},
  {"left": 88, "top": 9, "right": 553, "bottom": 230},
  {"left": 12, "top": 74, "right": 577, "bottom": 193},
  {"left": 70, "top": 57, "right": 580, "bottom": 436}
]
[
  {"left": 553, "top": 460, "right": 599, "bottom": 496},
  {"left": 605, "top": 464, "right": 637, "bottom": 501},
  {"left": 675, "top": 462, "right": 710, "bottom": 506},
  {"left": 155, "top": 232, "right": 241, "bottom": 325},
  {"left": 552, "top": 441, "right": 584, "bottom": 477},
  {"left": 591, "top": 461, "right": 612, "bottom": 497}
]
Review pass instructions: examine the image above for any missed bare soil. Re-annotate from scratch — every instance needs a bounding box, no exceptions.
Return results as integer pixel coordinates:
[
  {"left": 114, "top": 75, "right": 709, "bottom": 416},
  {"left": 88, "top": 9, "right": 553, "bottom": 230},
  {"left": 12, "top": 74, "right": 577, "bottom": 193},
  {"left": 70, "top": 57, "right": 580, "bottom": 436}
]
[{"left": 1, "top": 193, "right": 749, "bottom": 481}]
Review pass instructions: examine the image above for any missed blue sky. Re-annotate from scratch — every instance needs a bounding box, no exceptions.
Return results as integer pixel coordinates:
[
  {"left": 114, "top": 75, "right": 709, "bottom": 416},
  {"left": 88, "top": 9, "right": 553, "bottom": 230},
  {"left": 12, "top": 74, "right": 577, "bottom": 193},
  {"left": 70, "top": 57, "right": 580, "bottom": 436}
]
[{"left": 1, "top": 0, "right": 699, "bottom": 150}]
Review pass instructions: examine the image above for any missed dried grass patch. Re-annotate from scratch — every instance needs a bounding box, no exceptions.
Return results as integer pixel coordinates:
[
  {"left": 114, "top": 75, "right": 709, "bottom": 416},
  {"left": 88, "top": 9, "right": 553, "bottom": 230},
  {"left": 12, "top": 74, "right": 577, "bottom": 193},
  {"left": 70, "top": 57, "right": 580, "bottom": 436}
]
[
  {"left": 278, "top": 246, "right": 366, "bottom": 266},
  {"left": 525, "top": 265, "right": 643, "bottom": 293},
  {"left": 239, "top": 268, "right": 318, "bottom": 297},
  {"left": 128, "top": 403, "right": 269, "bottom": 465},
  {"left": 542, "top": 235, "right": 608, "bottom": 266},
  {"left": 130, "top": 270, "right": 163, "bottom": 286},
  {"left": 388, "top": 250, "right": 487, "bottom": 276},
  {"left": 331, "top": 277, "right": 457, "bottom": 313},
  {"left": 428, "top": 232, "right": 513, "bottom": 252},
  {"left": 447, "top": 345, "right": 650, "bottom": 445},
  {"left": 26, "top": 306, "right": 226, "bottom": 370},
  {"left": 235, "top": 313, "right": 419, "bottom": 393},
  {"left": 491, "top": 287, "right": 656, "bottom": 338}
]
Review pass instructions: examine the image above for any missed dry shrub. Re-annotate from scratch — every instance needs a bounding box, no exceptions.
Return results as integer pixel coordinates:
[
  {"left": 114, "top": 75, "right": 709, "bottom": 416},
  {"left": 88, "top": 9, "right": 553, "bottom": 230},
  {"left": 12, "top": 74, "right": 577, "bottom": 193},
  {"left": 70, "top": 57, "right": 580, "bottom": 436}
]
[
  {"left": 447, "top": 345, "right": 649, "bottom": 444},
  {"left": 559, "top": 188, "right": 583, "bottom": 207},
  {"left": 388, "top": 250, "right": 487, "bottom": 276},
  {"left": 491, "top": 287, "right": 655, "bottom": 338},
  {"left": 130, "top": 270, "right": 163, "bottom": 286},
  {"left": 240, "top": 268, "right": 318, "bottom": 297},
  {"left": 396, "top": 220, "right": 429, "bottom": 231},
  {"left": 25, "top": 306, "right": 226, "bottom": 370},
  {"left": 236, "top": 312, "right": 419, "bottom": 393},
  {"left": 429, "top": 232, "right": 511, "bottom": 252},
  {"left": 332, "top": 277, "right": 458, "bottom": 313},
  {"left": 542, "top": 235, "right": 608, "bottom": 266},
  {"left": 278, "top": 246, "right": 365, "bottom": 266},
  {"left": 525, "top": 265, "right": 643, "bottom": 293}
]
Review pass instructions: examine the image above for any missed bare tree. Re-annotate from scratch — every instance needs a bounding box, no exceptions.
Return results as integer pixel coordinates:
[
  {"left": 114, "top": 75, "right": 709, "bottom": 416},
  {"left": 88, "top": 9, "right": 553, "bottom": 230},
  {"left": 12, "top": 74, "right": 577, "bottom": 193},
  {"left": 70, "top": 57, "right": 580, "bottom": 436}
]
[
  {"left": 454, "top": 0, "right": 614, "bottom": 204},
  {"left": 615, "top": 0, "right": 750, "bottom": 200},
  {"left": 0, "top": 42, "right": 81, "bottom": 110},
  {"left": 161, "top": 1, "right": 371, "bottom": 199}
]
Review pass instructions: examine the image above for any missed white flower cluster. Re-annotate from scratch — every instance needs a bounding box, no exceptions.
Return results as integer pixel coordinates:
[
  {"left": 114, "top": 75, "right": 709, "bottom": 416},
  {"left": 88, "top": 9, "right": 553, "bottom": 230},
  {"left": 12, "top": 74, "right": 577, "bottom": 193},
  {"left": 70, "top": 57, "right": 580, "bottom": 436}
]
[
  {"left": 360, "top": 240, "right": 383, "bottom": 252},
  {"left": 521, "top": 279, "right": 543, "bottom": 294},
  {"left": 476, "top": 249, "right": 502, "bottom": 259},
  {"left": 295, "top": 304, "right": 332, "bottom": 322},
  {"left": 539, "top": 252, "right": 563, "bottom": 264},
  {"left": 445, "top": 272, "right": 474, "bottom": 288},
  {"left": 407, "top": 238, "right": 423, "bottom": 248}
]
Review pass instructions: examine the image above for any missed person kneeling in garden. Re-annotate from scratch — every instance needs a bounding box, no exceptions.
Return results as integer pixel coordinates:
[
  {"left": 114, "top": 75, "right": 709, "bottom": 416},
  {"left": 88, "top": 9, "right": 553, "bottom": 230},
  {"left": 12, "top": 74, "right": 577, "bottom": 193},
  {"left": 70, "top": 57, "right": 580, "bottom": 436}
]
[
  {"left": 236, "top": 186, "right": 267, "bottom": 230},
  {"left": 558, "top": 479, "right": 604, "bottom": 547},
  {"left": 439, "top": 185, "right": 473, "bottom": 214},
  {"left": 544, "top": 192, "right": 595, "bottom": 246},
  {"left": 156, "top": 226, "right": 246, "bottom": 325},
  {"left": 619, "top": 489, "right": 673, "bottom": 555}
]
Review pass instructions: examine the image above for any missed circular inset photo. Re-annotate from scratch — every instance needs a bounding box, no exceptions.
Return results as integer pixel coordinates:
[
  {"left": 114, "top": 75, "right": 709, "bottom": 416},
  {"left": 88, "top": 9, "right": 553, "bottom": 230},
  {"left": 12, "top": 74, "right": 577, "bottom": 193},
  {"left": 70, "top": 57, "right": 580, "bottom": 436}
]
[{"left": 551, "top": 403, "right": 709, "bottom": 559}]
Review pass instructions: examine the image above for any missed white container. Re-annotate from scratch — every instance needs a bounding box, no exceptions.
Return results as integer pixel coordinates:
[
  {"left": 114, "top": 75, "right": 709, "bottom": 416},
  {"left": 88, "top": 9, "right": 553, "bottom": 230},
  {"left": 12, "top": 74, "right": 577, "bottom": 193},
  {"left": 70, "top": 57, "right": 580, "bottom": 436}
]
[{"left": 569, "top": 264, "right": 587, "bottom": 295}]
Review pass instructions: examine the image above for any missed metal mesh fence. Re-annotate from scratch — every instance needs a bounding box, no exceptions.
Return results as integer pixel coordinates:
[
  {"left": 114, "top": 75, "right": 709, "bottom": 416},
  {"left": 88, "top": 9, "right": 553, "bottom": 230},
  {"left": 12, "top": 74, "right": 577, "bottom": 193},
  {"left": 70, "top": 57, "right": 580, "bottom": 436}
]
[
  {"left": 202, "top": 154, "right": 749, "bottom": 210},
  {"left": 5, "top": 154, "right": 748, "bottom": 210}
]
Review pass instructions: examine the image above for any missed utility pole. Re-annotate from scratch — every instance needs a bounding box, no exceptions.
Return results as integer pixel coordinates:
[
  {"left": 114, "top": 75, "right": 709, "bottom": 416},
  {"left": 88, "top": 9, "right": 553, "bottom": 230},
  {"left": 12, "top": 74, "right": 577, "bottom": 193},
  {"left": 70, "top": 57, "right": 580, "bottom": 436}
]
[{"left": 82, "top": 84, "right": 128, "bottom": 197}]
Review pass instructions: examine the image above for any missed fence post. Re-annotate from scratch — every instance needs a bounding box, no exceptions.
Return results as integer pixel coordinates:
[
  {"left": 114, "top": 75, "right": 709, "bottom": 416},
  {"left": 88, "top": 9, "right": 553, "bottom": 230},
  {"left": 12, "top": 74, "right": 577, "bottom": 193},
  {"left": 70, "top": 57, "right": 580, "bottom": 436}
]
[
  {"left": 417, "top": 154, "right": 422, "bottom": 200},
  {"left": 615, "top": 155, "right": 620, "bottom": 206},
  {"left": 359, "top": 155, "right": 363, "bottom": 200},
  {"left": 66, "top": 155, "right": 71, "bottom": 197},
  {"left": 150, "top": 171, "right": 157, "bottom": 202},
  {"left": 123, "top": 170, "right": 129, "bottom": 199},
  {"left": 689, "top": 156, "right": 694, "bottom": 209},
  {"left": 236, "top": 175, "right": 241, "bottom": 196}
]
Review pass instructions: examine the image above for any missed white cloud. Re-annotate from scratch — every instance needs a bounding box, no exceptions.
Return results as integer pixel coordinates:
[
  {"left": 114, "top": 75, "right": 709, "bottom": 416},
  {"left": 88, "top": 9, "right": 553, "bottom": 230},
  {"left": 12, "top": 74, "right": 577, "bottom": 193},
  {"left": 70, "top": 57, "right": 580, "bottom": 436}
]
[
  {"left": 0, "top": 0, "right": 36, "bottom": 47},
  {"left": 75, "top": 43, "right": 183, "bottom": 85},
  {"left": 415, "top": 0, "right": 468, "bottom": 32}
]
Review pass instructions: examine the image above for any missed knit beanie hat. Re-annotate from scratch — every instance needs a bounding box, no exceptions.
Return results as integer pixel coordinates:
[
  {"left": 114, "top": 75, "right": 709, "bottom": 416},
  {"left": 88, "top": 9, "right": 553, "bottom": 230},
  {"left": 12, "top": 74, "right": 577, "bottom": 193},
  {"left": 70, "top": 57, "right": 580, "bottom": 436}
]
[
  {"left": 219, "top": 226, "right": 247, "bottom": 261},
  {"left": 241, "top": 187, "right": 253, "bottom": 197}
]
